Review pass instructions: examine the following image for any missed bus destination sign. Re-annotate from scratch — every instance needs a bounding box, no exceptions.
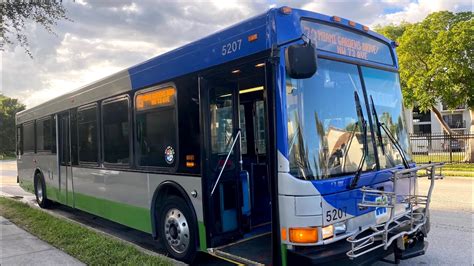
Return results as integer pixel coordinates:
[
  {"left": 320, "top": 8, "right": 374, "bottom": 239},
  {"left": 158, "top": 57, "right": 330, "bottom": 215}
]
[{"left": 302, "top": 20, "right": 394, "bottom": 65}]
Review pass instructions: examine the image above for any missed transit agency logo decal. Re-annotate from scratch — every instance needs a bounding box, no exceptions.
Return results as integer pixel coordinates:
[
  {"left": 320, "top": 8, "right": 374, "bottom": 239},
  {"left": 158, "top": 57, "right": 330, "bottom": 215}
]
[{"left": 165, "top": 146, "right": 175, "bottom": 164}]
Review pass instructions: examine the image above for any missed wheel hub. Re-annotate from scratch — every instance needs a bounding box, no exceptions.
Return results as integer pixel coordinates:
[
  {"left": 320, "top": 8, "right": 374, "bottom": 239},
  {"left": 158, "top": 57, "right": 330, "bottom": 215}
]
[{"left": 164, "top": 208, "right": 190, "bottom": 254}]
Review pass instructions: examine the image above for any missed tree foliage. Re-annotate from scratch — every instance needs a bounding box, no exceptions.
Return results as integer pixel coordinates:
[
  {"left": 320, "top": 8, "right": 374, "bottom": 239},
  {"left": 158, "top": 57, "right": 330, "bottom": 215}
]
[
  {"left": 0, "top": 0, "right": 69, "bottom": 57},
  {"left": 375, "top": 11, "right": 473, "bottom": 135},
  {"left": 0, "top": 95, "right": 26, "bottom": 156},
  {"left": 397, "top": 11, "right": 473, "bottom": 113}
]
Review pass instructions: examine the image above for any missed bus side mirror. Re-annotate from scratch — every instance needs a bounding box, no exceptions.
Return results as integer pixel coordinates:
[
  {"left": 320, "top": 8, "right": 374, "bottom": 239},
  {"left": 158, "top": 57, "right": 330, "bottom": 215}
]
[{"left": 285, "top": 42, "right": 317, "bottom": 79}]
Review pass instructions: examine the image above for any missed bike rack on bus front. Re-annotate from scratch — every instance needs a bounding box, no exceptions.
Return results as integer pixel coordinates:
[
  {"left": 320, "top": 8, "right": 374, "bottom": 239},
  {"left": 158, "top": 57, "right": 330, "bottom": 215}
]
[{"left": 346, "top": 163, "right": 444, "bottom": 259}]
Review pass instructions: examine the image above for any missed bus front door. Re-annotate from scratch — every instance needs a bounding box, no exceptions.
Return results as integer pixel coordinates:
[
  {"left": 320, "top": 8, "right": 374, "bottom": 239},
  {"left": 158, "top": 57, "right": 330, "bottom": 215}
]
[
  {"left": 200, "top": 77, "right": 243, "bottom": 246},
  {"left": 58, "top": 112, "right": 74, "bottom": 207}
]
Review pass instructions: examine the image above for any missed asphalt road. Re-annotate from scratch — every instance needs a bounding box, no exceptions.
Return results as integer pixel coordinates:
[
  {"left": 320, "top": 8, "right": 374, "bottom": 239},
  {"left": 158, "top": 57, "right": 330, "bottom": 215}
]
[{"left": 1, "top": 160, "right": 473, "bottom": 265}]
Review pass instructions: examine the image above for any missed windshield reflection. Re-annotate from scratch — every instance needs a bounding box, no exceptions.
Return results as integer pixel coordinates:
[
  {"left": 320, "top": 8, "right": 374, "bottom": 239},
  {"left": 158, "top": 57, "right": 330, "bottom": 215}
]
[
  {"left": 286, "top": 59, "right": 375, "bottom": 180},
  {"left": 361, "top": 67, "right": 412, "bottom": 168}
]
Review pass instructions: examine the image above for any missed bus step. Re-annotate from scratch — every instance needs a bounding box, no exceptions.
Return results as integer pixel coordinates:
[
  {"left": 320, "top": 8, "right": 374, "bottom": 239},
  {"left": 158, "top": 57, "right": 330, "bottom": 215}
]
[
  {"left": 207, "top": 248, "right": 263, "bottom": 266},
  {"left": 207, "top": 233, "right": 271, "bottom": 266}
]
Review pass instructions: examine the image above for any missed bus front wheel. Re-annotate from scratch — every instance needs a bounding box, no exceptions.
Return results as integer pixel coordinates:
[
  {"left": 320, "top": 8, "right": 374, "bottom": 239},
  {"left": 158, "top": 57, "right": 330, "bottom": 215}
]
[
  {"left": 34, "top": 173, "right": 51, "bottom": 208},
  {"left": 158, "top": 195, "right": 197, "bottom": 263}
]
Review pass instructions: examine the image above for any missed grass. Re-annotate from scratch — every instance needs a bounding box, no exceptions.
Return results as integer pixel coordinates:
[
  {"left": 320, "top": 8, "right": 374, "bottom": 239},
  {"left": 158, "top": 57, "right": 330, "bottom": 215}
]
[
  {"left": 411, "top": 153, "right": 465, "bottom": 164},
  {"left": 0, "top": 197, "right": 172, "bottom": 265},
  {"left": 411, "top": 152, "right": 474, "bottom": 177},
  {"left": 415, "top": 163, "right": 474, "bottom": 177},
  {"left": 0, "top": 155, "right": 16, "bottom": 160}
]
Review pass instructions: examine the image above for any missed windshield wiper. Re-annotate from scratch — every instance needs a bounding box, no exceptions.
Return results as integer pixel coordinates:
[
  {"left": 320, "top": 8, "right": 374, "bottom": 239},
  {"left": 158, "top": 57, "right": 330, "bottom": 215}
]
[
  {"left": 370, "top": 96, "right": 385, "bottom": 156},
  {"left": 349, "top": 91, "right": 369, "bottom": 189},
  {"left": 369, "top": 95, "right": 410, "bottom": 169}
]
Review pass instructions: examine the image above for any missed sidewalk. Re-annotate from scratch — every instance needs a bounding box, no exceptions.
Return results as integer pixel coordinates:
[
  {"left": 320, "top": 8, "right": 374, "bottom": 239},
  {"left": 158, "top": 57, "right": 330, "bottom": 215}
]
[{"left": 0, "top": 216, "right": 84, "bottom": 265}]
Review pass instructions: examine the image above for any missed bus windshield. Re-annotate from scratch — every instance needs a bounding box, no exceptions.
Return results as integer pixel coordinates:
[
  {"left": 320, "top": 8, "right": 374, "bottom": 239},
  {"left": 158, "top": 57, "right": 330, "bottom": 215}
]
[
  {"left": 361, "top": 66, "right": 412, "bottom": 168},
  {"left": 286, "top": 59, "right": 376, "bottom": 180},
  {"left": 286, "top": 59, "right": 411, "bottom": 180}
]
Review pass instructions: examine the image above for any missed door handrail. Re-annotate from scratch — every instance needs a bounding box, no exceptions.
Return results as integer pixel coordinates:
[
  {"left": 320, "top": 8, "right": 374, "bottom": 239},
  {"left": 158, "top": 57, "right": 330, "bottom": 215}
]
[{"left": 211, "top": 129, "right": 241, "bottom": 197}]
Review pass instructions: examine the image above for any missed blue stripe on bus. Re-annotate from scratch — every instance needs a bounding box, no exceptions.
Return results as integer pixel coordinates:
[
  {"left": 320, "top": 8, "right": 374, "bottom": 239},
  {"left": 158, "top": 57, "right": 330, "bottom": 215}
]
[
  {"left": 315, "top": 165, "right": 412, "bottom": 216},
  {"left": 128, "top": 13, "right": 270, "bottom": 91},
  {"left": 127, "top": 8, "right": 398, "bottom": 92}
]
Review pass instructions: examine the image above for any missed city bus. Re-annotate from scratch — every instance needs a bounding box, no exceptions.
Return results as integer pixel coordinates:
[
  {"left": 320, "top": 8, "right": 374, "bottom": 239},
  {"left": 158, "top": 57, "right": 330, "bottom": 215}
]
[{"left": 16, "top": 6, "right": 440, "bottom": 265}]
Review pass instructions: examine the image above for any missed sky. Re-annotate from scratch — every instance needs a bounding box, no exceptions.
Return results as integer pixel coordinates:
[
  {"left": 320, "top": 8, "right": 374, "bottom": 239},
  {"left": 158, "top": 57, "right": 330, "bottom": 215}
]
[{"left": 1, "top": 0, "right": 472, "bottom": 108}]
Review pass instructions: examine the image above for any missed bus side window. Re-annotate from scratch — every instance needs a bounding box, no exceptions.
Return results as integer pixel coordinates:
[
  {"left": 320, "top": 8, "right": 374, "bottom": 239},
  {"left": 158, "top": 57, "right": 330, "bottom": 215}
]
[
  {"left": 36, "top": 116, "right": 54, "bottom": 153},
  {"left": 102, "top": 96, "right": 130, "bottom": 165},
  {"left": 16, "top": 125, "right": 23, "bottom": 155},
  {"left": 23, "top": 121, "right": 35, "bottom": 153},
  {"left": 51, "top": 116, "right": 56, "bottom": 154},
  {"left": 77, "top": 104, "right": 99, "bottom": 165},
  {"left": 135, "top": 86, "right": 178, "bottom": 169},
  {"left": 254, "top": 100, "right": 266, "bottom": 155}
]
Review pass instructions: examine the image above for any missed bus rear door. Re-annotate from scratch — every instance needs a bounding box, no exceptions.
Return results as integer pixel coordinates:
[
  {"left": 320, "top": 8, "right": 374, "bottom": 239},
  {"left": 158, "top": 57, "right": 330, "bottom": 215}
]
[{"left": 58, "top": 111, "right": 74, "bottom": 207}]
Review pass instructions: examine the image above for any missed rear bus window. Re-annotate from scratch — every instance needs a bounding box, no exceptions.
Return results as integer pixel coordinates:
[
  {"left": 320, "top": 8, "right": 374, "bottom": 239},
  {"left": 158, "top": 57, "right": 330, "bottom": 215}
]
[
  {"left": 135, "top": 86, "right": 178, "bottom": 168},
  {"left": 78, "top": 104, "right": 99, "bottom": 164},
  {"left": 102, "top": 96, "right": 130, "bottom": 165}
]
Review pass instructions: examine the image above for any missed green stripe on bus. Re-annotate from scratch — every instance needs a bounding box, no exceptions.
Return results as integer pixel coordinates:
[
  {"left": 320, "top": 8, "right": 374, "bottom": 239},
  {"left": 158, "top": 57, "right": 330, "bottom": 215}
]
[
  {"left": 281, "top": 244, "right": 288, "bottom": 266},
  {"left": 74, "top": 192, "right": 153, "bottom": 233},
  {"left": 43, "top": 185, "right": 152, "bottom": 234},
  {"left": 198, "top": 221, "right": 207, "bottom": 251}
]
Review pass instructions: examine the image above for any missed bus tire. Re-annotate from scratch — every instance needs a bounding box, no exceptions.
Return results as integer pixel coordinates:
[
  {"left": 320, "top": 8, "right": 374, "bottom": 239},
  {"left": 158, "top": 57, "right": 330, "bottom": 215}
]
[
  {"left": 34, "top": 173, "right": 51, "bottom": 208},
  {"left": 158, "top": 195, "right": 197, "bottom": 263}
]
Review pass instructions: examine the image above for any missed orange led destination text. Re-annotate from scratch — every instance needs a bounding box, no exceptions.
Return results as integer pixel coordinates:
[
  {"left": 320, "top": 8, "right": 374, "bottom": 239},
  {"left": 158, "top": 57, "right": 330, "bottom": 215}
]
[
  {"left": 303, "top": 25, "right": 379, "bottom": 60},
  {"left": 136, "top": 87, "right": 175, "bottom": 110}
]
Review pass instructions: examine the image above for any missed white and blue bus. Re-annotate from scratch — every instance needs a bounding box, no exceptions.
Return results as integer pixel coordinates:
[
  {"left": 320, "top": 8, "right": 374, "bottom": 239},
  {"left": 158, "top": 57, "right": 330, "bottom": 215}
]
[{"left": 16, "top": 7, "right": 440, "bottom": 265}]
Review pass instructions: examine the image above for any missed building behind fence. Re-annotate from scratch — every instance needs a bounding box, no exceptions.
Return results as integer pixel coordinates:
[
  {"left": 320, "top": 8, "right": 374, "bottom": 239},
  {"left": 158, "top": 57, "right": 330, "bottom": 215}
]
[{"left": 409, "top": 132, "right": 474, "bottom": 163}]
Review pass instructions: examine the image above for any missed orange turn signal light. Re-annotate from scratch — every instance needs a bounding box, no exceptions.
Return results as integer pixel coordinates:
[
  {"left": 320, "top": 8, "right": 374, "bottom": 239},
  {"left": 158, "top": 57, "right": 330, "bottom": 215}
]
[
  {"left": 248, "top": 33, "right": 258, "bottom": 42},
  {"left": 289, "top": 227, "right": 318, "bottom": 243},
  {"left": 281, "top": 227, "right": 288, "bottom": 241},
  {"left": 348, "top": 21, "right": 356, "bottom": 27},
  {"left": 332, "top": 16, "right": 341, "bottom": 23},
  {"left": 280, "top": 6, "right": 292, "bottom": 15},
  {"left": 363, "top": 25, "right": 370, "bottom": 31}
]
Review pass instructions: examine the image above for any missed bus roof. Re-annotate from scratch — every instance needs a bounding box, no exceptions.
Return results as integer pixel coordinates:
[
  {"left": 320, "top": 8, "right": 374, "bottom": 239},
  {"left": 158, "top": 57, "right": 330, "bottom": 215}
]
[{"left": 17, "top": 7, "right": 396, "bottom": 123}]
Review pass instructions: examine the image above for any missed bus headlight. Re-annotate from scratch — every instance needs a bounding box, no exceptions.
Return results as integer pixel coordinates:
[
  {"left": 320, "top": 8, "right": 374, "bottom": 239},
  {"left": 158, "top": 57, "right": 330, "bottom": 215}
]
[{"left": 322, "top": 225, "right": 334, "bottom": 239}]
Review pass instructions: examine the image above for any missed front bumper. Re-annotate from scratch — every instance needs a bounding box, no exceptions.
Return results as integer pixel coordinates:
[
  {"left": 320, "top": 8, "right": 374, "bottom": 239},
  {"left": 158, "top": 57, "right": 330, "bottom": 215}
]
[
  {"left": 287, "top": 240, "right": 393, "bottom": 265},
  {"left": 287, "top": 235, "right": 428, "bottom": 265}
]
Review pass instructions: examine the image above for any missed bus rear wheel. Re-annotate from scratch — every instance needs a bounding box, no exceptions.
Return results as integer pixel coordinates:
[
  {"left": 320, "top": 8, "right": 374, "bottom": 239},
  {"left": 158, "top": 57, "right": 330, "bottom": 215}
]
[
  {"left": 34, "top": 173, "right": 51, "bottom": 208},
  {"left": 158, "top": 195, "right": 197, "bottom": 263}
]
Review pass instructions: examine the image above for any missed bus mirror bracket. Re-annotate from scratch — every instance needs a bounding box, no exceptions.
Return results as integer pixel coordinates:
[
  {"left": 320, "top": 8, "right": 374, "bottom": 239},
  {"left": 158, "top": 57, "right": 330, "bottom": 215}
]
[{"left": 285, "top": 39, "right": 317, "bottom": 79}]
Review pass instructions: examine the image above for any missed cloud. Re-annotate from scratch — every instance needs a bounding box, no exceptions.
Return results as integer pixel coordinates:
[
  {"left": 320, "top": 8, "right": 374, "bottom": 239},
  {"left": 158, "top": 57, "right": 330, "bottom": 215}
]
[
  {"left": 2, "top": 0, "right": 471, "bottom": 108},
  {"left": 371, "top": 0, "right": 472, "bottom": 26}
]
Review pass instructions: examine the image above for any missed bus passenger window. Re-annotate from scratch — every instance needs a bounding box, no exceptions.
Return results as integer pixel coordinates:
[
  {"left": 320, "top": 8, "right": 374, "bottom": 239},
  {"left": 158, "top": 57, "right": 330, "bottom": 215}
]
[
  {"left": 102, "top": 97, "right": 130, "bottom": 165},
  {"left": 254, "top": 101, "right": 266, "bottom": 154},
  {"left": 16, "top": 126, "right": 23, "bottom": 155},
  {"left": 136, "top": 87, "right": 177, "bottom": 168},
  {"left": 36, "top": 117, "right": 54, "bottom": 152},
  {"left": 77, "top": 105, "right": 99, "bottom": 164},
  {"left": 239, "top": 105, "right": 247, "bottom": 154},
  {"left": 23, "top": 121, "right": 35, "bottom": 153}
]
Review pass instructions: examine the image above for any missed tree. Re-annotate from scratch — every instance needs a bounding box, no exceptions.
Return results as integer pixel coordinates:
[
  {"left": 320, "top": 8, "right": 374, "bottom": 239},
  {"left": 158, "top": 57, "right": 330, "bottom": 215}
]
[
  {"left": 0, "top": 1, "right": 69, "bottom": 57},
  {"left": 0, "top": 95, "right": 26, "bottom": 157},
  {"left": 396, "top": 11, "right": 473, "bottom": 134},
  {"left": 375, "top": 11, "right": 474, "bottom": 161},
  {"left": 373, "top": 22, "right": 409, "bottom": 42}
]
